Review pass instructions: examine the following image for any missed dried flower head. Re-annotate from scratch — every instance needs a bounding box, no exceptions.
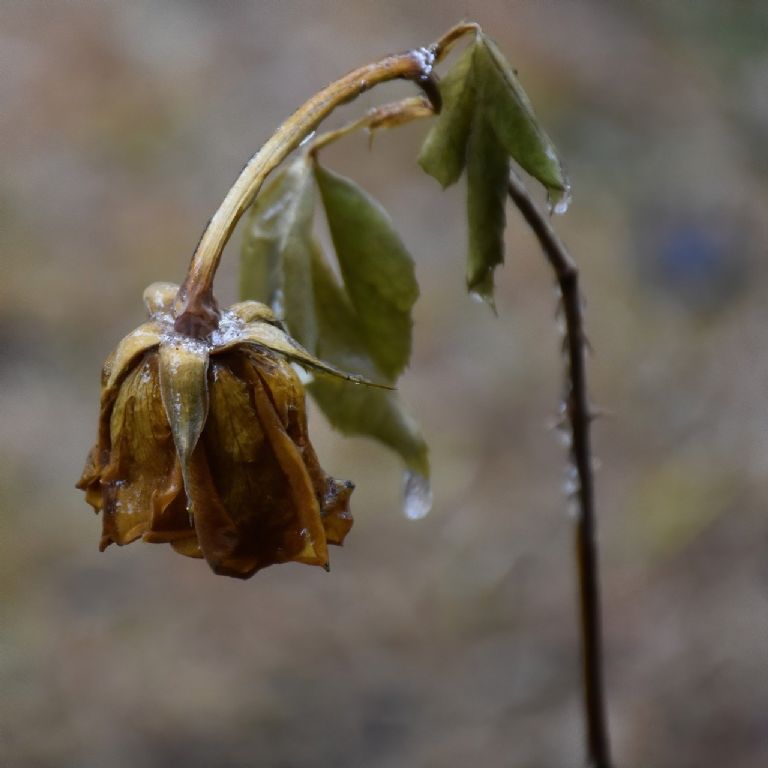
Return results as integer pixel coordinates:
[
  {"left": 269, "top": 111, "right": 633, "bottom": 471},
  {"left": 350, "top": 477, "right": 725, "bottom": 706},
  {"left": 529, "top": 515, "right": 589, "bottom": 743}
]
[{"left": 77, "top": 282, "right": 367, "bottom": 579}]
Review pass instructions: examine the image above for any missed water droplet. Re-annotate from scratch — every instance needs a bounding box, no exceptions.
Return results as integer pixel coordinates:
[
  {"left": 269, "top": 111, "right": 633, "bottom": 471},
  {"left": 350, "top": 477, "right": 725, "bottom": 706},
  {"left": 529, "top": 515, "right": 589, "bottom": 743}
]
[
  {"left": 468, "top": 290, "right": 497, "bottom": 314},
  {"left": 557, "top": 429, "right": 572, "bottom": 448},
  {"left": 547, "top": 184, "right": 572, "bottom": 216},
  {"left": 292, "top": 364, "right": 314, "bottom": 385},
  {"left": 402, "top": 471, "right": 432, "bottom": 520},
  {"left": 562, "top": 477, "right": 579, "bottom": 497},
  {"left": 272, "top": 289, "right": 285, "bottom": 318}
]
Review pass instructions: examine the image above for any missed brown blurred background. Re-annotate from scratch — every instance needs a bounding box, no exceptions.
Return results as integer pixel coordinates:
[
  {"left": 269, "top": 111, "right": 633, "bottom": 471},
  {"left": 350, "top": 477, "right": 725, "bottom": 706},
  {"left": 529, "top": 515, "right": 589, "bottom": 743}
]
[{"left": 2, "top": 1, "right": 768, "bottom": 766}]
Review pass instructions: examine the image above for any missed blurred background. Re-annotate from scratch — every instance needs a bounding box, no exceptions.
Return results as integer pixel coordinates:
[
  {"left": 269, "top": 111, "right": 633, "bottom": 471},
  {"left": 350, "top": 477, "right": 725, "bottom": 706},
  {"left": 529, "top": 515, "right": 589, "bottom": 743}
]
[{"left": 2, "top": 1, "right": 768, "bottom": 766}]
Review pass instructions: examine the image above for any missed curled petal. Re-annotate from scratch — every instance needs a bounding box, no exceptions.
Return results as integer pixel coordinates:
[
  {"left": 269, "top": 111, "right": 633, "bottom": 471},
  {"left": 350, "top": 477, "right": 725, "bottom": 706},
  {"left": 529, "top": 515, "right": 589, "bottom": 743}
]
[
  {"left": 193, "top": 358, "right": 323, "bottom": 574},
  {"left": 142, "top": 459, "right": 195, "bottom": 544},
  {"left": 143, "top": 282, "right": 180, "bottom": 317},
  {"left": 183, "top": 440, "right": 255, "bottom": 577},
  {"left": 98, "top": 354, "right": 177, "bottom": 548},
  {"left": 102, "top": 322, "right": 163, "bottom": 394},
  {"left": 228, "top": 300, "right": 281, "bottom": 325},
  {"left": 249, "top": 365, "right": 328, "bottom": 567},
  {"left": 252, "top": 352, "right": 354, "bottom": 546}
]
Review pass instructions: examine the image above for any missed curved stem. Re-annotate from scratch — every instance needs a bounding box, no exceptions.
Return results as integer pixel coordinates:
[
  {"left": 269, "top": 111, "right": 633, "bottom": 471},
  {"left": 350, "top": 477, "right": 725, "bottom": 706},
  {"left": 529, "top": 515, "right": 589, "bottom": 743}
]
[
  {"left": 507, "top": 170, "right": 613, "bottom": 768},
  {"left": 173, "top": 21, "right": 479, "bottom": 338},
  {"left": 173, "top": 50, "right": 434, "bottom": 336}
]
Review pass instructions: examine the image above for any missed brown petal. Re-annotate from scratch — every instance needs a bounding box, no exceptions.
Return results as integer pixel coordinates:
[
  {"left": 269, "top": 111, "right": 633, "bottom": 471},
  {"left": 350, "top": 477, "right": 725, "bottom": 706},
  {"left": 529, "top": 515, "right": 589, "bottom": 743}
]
[
  {"left": 183, "top": 437, "right": 259, "bottom": 578},
  {"left": 98, "top": 354, "right": 177, "bottom": 549},
  {"left": 142, "top": 458, "right": 195, "bottom": 545},
  {"left": 143, "top": 282, "right": 179, "bottom": 316},
  {"left": 102, "top": 321, "right": 163, "bottom": 394},
  {"left": 198, "top": 355, "right": 326, "bottom": 573},
  {"left": 228, "top": 300, "right": 280, "bottom": 325},
  {"left": 255, "top": 352, "right": 354, "bottom": 546},
  {"left": 249, "top": 363, "right": 328, "bottom": 567}
]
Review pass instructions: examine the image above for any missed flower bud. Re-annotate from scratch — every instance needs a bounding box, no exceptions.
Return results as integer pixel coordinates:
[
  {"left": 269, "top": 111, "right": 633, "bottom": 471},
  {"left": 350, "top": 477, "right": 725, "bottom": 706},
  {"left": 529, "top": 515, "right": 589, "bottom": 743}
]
[{"left": 77, "top": 283, "right": 368, "bottom": 578}]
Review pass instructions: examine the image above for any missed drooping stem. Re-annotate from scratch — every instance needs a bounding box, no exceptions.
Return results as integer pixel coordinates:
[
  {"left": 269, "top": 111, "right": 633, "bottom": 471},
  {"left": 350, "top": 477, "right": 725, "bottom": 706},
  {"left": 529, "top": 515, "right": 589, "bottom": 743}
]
[
  {"left": 174, "top": 22, "right": 479, "bottom": 338},
  {"left": 507, "top": 170, "right": 612, "bottom": 768}
]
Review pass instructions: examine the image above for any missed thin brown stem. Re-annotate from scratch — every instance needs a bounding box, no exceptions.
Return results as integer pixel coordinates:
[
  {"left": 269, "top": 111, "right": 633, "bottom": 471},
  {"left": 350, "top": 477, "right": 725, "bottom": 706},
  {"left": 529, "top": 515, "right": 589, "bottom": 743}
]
[
  {"left": 307, "top": 96, "right": 434, "bottom": 156},
  {"left": 507, "top": 170, "right": 613, "bottom": 768}
]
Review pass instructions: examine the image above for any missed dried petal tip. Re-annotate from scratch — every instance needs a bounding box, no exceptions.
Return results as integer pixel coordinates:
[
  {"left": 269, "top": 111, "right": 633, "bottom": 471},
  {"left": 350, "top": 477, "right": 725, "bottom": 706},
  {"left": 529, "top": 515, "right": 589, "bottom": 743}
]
[
  {"left": 78, "top": 294, "right": 357, "bottom": 579},
  {"left": 143, "top": 282, "right": 180, "bottom": 317}
]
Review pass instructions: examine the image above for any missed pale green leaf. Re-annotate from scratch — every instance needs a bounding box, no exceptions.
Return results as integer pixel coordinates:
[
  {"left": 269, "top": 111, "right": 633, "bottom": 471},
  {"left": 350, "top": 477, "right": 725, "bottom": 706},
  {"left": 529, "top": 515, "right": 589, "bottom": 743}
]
[
  {"left": 315, "top": 164, "right": 418, "bottom": 380},
  {"left": 240, "top": 158, "right": 318, "bottom": 348}
]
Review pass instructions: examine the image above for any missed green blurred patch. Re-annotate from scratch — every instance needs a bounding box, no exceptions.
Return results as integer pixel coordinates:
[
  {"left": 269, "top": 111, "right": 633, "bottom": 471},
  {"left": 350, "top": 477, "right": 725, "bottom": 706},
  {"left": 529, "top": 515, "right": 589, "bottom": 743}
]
[{"left": 629, "top": 458, "right": 734, "bottom": 559}]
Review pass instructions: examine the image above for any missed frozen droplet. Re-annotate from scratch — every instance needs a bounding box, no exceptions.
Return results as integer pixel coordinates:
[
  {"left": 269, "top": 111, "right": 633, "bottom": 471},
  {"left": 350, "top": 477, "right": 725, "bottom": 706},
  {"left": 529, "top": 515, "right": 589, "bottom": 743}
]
[
  {"left": 468, "top": 290, "right": 497, "bottom": 315},
  {"left": 547, "top": 184, "right": 572, "bottom": 216},
  {"left": 556, "top": 427, "right": 572, "bottom": 448},
  {"left": 402, "top": 471, "right": 432, "bottom": 520},
  {"left": 272, "top": 289, "right": 285, "bottom": 318},
  {"left": 562, "top": 477, "right": 579, "bottom": 497},
  {"left": 292, "top": 364, "right": 314, "bottom": 385}
]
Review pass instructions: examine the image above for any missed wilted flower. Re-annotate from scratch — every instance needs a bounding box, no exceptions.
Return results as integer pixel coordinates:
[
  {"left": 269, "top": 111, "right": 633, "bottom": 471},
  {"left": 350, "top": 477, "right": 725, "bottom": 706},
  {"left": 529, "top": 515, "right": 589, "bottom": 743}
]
[{"left": 77, "top": 282, "right": 365, "bottom": 579}]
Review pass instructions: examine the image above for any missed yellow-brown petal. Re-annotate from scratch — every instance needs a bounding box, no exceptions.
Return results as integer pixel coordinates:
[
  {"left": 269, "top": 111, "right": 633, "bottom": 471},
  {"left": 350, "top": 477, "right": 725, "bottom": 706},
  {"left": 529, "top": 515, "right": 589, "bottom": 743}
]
[
  {"left": 142, "top": 458, "right": 195, "bottom": 544},
  {"left": 143, "top": 282, "right": 180, "bottom": 316},
  {"left": 102, "top": 321, "right": 163, "bottom": 394},
  {"left": 98, "top": 353, "right": 177, "bottom": 549},
  {"left": 184, "top": 438, "right": 258, "bottom": 578},
  {"left": 195, "top": 354, "right": 329, "bottom": 573},
  {"left": 253, "top": 351, "right": 354, "bottom": 547},
  {"left": 228, "top": 300, "right": 280, "bottom": 325},
  {"left": 249, "top": 363, "right": 328, "bottom": 567}
]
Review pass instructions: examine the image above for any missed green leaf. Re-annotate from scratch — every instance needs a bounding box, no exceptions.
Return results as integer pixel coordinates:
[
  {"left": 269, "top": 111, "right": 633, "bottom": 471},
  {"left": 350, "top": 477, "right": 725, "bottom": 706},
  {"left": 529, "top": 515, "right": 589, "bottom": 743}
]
[
  {"left": 466, "top": 112, "right": 509, "bottom": 307},
  {"left": 309, "top": 245, "right": 429, "bottom": 477},
  {"left": 417, "top": 34, "right": 571, "bottom": 307},
  {"left": 315, "top": 164, "right": 418, "bottom": 381},
  {"left": 417, "top": 41, "right": 477, "bottom": 188},
  {"left": 240, "top": 158, "right": 428, "bottom": 481},
  {"left": 474, "top": 34, "right": 569, "bottom": 205},
  {"left": 240, "top": 159, "right": 318, "bottom": 350}
]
